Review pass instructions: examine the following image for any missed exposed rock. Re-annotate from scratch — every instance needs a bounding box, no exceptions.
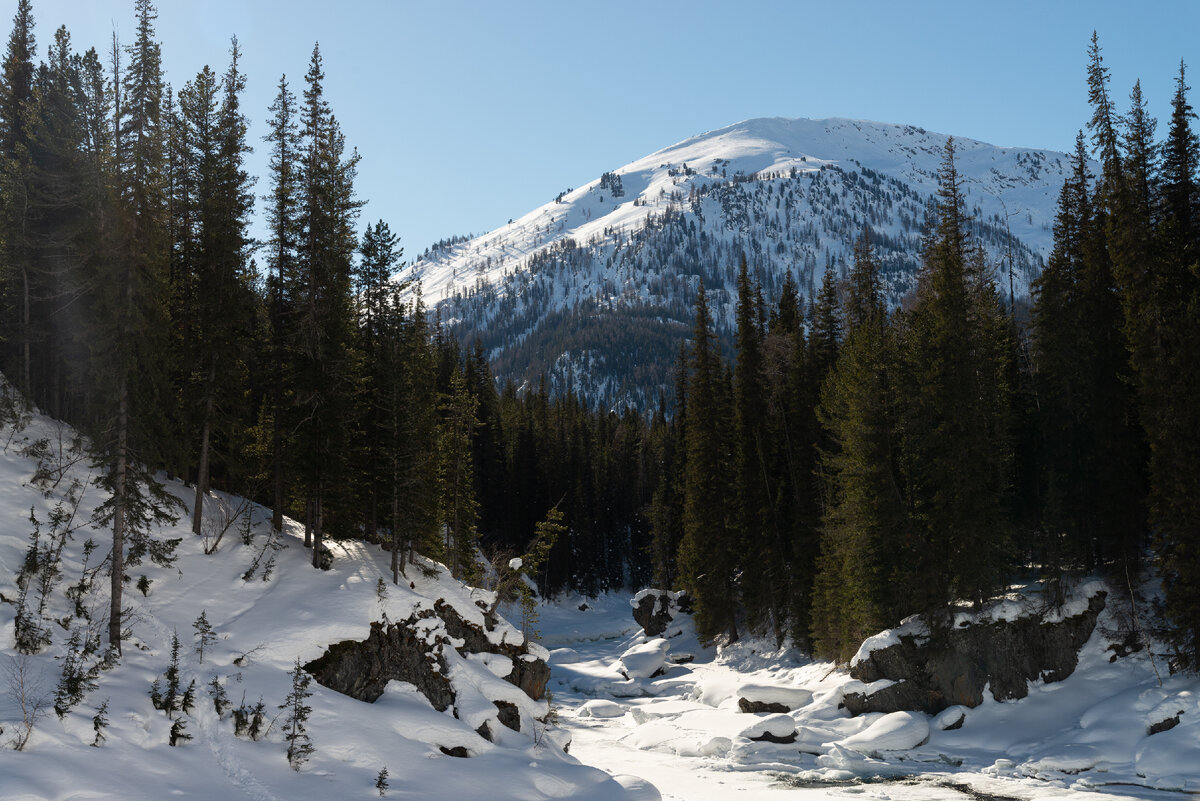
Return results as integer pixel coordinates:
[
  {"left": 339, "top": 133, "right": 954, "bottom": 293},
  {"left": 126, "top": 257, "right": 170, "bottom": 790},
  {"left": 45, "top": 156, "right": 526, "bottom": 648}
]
[
  {"left": 738, "top": 698, "right": 789, "bottom": 714},
  {"left": 440, "top": 745, "right": 471, "bottom": 758},
  {"left": 304, "top": 611, "right": 454, "bottom": 709},
  {"left": 1148, "top": 713, "right": 1182, "bottom": 736},
  {"left": 631, "top": 589, "right": 690, "bottom": 636},
  {"left": 495, "top": 700, "right": 520, "bottom": 732},
  {"left": 305, "top": 595, "right": 551, "bottom": 725},
  {"left": 737, "top": 684, "right": 813, "bottom": 713},
  {"left": 845, "top": 591, "right": 1106, "bottom": 715},
  {"left": 750, "top": 729, "right": 798, "bottom": 744}
]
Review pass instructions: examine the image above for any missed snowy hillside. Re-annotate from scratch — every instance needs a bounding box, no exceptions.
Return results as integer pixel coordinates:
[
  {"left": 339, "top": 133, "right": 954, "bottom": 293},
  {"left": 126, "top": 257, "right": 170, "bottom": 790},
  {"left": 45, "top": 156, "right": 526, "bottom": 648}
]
[
  {"left": 0, "top": 407, "right": 635, "bottom": 800},
  {"left": 407, "top": 117, "right": 1074, "bottom": 409}
]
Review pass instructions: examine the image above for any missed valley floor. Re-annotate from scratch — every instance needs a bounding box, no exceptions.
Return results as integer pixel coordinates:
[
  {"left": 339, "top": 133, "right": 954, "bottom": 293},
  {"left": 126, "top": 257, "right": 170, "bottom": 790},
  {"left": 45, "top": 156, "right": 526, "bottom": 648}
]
[{"left": 534, "top": 595, "right": 1198, "bottom": 801}]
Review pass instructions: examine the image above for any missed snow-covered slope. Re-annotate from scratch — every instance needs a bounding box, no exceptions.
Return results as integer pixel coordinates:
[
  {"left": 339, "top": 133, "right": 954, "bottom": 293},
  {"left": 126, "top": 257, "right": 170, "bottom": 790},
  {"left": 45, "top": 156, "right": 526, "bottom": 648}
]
[
  {"left": 0, "top": 405, "right": 633, "bottom": 800},
  {"left": 408, "top": 117, "right": 1074, "bottom": 409}
]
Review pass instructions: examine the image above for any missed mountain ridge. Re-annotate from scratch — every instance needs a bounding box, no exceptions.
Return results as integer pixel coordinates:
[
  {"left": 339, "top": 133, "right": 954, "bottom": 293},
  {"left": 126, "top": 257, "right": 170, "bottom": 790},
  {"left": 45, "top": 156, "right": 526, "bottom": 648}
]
[{"left": 405, "top": 116, "right": 1077, "bottom": 409}]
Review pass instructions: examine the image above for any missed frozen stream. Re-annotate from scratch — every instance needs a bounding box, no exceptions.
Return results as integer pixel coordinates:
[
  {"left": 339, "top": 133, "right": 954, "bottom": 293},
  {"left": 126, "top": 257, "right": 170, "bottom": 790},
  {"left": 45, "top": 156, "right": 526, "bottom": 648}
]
[{"left": 533, "top": 595, "right": 1195, "bottom": 801}]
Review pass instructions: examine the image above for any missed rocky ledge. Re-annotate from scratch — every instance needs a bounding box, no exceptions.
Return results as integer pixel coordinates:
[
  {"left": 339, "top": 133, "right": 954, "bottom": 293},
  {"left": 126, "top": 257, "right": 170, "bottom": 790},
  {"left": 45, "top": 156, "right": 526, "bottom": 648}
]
[{"left": 845, "top": 590, "right": 1107, "bottom": 716}]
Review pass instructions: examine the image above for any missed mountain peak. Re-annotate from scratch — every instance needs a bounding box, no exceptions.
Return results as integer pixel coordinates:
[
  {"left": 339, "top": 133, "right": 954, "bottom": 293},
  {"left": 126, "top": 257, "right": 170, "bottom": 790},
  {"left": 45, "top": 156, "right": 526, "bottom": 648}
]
[{"left": 408, "top": 116, "right": 1072, "bottom": 409}]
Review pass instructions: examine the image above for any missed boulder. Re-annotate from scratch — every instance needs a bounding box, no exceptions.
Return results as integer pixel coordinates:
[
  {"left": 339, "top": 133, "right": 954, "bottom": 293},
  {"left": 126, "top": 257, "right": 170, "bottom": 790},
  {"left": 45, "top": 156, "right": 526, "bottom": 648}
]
[
  {"left": 737, "top": 683, "right": 813, "bottom": 713},
  {"left": 616, "top": 638, "right": 671, "bottom": 679},
  {"left": 845, "top": 590, "right": 1106, "bottom": 716},
  {"left": 631, "top": 589, "right": 690, "bottom": 637},
  {"left": 738, "top": 713, "right": 798, "bottom": 743}
]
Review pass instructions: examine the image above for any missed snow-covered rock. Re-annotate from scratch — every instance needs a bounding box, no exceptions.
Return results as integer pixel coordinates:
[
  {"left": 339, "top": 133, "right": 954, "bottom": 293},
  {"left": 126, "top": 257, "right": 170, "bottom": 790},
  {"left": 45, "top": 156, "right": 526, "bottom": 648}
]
[
  {"left": 576, "top": 699, "right": 625, "bottom": 719},
  {"left": 615, "top": 638, "right": 671, "bottom": 680},
  {"left": 833, "top": 711, "right": 931, "bottom": 754},
  {"left": 735, "top": 682, "right": 812, "bottom": 713}
]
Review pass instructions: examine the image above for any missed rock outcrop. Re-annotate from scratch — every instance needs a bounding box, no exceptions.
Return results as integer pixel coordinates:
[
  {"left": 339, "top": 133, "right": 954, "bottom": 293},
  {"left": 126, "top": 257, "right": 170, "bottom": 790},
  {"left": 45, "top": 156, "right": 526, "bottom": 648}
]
[
  {"left": 305, "top": 596, "right": 550, "bottom": 730},
  {"left": 631, "top": 589, "right": 690, "bottom": 637},
  {"left": 844, "top": 591, "right": 1106, "bottom": 716}
]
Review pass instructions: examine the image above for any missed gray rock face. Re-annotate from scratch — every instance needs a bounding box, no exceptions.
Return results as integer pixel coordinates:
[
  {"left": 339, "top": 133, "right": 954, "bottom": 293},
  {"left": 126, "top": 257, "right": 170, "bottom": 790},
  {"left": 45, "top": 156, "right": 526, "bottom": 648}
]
[
  {"left": 304, "top": 598, "right": 551, "bottom": 716},
  {"left": 844, "top": 591, "right": 1106, "bottom": 716}
]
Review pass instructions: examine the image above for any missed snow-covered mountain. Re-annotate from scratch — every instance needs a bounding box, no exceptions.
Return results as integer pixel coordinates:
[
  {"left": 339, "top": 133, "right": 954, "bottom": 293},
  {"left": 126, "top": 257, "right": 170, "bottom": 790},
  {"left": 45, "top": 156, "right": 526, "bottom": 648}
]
[{"left": 406, "top": 117, "right": 1074, "bottom": 409}]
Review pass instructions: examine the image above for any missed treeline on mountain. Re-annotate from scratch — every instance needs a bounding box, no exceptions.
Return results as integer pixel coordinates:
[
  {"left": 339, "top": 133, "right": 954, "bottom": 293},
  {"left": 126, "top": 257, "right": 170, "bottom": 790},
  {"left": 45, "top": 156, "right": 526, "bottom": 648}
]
[
  {"left": 436, "top": 140, "right": 1045, "bottom": 412},
  {"left": 1, "top": 2, "right": 1198, "bottom": 672}
]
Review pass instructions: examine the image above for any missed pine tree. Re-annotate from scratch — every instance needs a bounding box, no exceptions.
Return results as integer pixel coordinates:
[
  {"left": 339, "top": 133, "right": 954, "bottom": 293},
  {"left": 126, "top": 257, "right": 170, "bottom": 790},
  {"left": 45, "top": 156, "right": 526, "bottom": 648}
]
[
  {"left": 183, "top": 39, "right": 255, "bottom": 537},
  {"left": 893, "top": 139, "right": 1013, "bottom": 625},
  {"left": 1147, "top": 62, "right": 1200, "bottom": 668},
  {"left": 91, "top": 0, "right": 182, "bottom": 656},
  {"left": 0, "top": 0, "right": 35, "bottom": 398},
  {"left": 262, "top": 73, "right": 301, "bottom": 534},
  {"left": 439, "top": 369, "right": 480, "bottom": 580},
  {"left": 290, "top": 43, "right": 364, "bottom": 567},
  {"left": 732, "top": 255, "right": 780, "bottom": 640},
  {"left": 677, "top": 282, "right": 737, "bottom": 643},
  {"left": 280, "top": 658, "right": 315, "bottom": 770},
  {"left": 811, "top": 232, "right": 906, "bottom": 661}
]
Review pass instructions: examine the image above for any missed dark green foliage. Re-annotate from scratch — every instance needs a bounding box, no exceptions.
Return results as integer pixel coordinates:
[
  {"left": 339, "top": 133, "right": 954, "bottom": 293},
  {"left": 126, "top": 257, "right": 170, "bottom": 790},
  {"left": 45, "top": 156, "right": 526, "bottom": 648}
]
[
  {"left": 91, "top": 698, "right": 109, "bottom": 746},
  {"left": 376, "top": 766, "right": 389, "bottom": 796},
  {"left": 812, "top": 233, "right": 906, "bottom": 660},
  {"left": 193, "top": 610, "right": 215, "bottom": 663},
  {"left": 677, "top": 282, "right": 738, "bottom": 643},
  {"left": 892, "top": 139, "right": 1014, "bottom": 623},
  {"left": 281, "top": 658, "right": 315, "bottom": 769},
  {"left": 54, "top": 626, "right": 101, "bottom": 717},
  {"left": 208, "top": 675, "right": 231, "bottom": 718},
  {"left": 168, "top": 717, "right": 191, "bottom": 746}
]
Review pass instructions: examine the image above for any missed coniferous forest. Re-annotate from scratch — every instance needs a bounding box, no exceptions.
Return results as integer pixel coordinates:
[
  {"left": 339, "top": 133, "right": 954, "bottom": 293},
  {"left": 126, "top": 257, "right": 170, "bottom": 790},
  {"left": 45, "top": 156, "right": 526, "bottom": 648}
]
[{"left": 1, "top": 0, "right": 1199, "bottom": 676}]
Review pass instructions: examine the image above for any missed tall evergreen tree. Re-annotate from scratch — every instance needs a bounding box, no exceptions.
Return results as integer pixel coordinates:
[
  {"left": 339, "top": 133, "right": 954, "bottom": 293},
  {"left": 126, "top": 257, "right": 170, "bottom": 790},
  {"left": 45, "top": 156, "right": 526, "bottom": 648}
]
[
  {"left": 90, "top": 0, "right": 182, "bottom": 654},
  {"left": 439, "top": 368, "right": 480, "bottom": 580},
  {"left": 677, "top": 282, "right": 737, "bottom": 643},
  {"left": 812, "top": 231, "right": 905, "bottom": 661},
  {"left": 291, "top": 43, "right": 363, "bottom": 567},
  {"left": 0, "top": 0, "right": 35, "bottom": 397},
  {"left": 894, "top": 139, "right": 1013, "bottom": 625},
  {"left": 732, "top": 255, "right": 780, "bottom": 639},
  {"left": 262, "top": 73, "right": 300, "bottom": 534},
  {"left": 1146, "top": 63, "right": 1200, "bottom": 667},
  {"left": 182, "top": 39, "right": 255, "bottom": 536}
]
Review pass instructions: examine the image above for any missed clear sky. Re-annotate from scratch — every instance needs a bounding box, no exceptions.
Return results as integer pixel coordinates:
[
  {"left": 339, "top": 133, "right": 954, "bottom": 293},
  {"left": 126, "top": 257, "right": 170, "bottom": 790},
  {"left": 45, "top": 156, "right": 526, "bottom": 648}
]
[{"left": 23, "top": 0, "right": 1200, "bottom": 260}]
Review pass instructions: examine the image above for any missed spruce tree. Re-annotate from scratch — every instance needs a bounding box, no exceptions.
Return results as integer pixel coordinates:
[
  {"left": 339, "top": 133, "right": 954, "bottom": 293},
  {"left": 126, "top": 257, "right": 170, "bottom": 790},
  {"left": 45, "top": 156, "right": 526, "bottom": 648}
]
[
  {"left": 893, "top": 139, "right": 1012, "bottom": 625},
  {"left": 439, "top": 369, "right": 480, "bottom": 580},
  {"left": 262, "top": 73, "right": 301, "bottom": 534},
  {"left": 291, "top": 43, "right": 363, "bottom": 567},
  {"left": 677, "top": 282, "right": 737, "bottom": 643},
  {"left": 91, "top": 0, "right": 182, "bottom": 655},
  {"left": 811, "top": 232, "right": 905, "bottom": 661},
  {"left": 183, "top": 39, "right": 255, "bottom": 537},
  {"left": 1147, "top": 62, "right": 1200, "bottom": 667},
  {"left": 0, "top": 0, "right": 35, "bottom": 398},
  {"left": 732, "top": 255, "right": 779, "bottom": 640}
]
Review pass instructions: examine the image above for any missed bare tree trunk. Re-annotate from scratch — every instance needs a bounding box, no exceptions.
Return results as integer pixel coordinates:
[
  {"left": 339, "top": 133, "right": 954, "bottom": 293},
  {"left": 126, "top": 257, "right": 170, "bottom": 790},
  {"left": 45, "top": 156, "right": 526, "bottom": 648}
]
[
  {"left": 391, "top": 473, "right": 400, "bottom": 585},
  {"left": 108, "top": 377, "right": 129, "bottom": 655},
  {"left": 311, "top": 488, "right": 323, "bottom": 569},
  {"left": 20, "top": 265, "right": 31, "bottom": 400},
  {"left": 304, "top": 497, "right": 312, "bottom": 548},
  {"left": 191, "top": 355, "right": 218, "bottom": 536}
]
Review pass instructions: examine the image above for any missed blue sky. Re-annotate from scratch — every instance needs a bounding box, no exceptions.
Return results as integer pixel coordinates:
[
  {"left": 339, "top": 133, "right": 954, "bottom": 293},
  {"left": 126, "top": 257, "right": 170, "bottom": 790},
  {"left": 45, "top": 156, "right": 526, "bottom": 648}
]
[{"left": 26, "top": 0, "right": 1200, "bottom": 259}]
